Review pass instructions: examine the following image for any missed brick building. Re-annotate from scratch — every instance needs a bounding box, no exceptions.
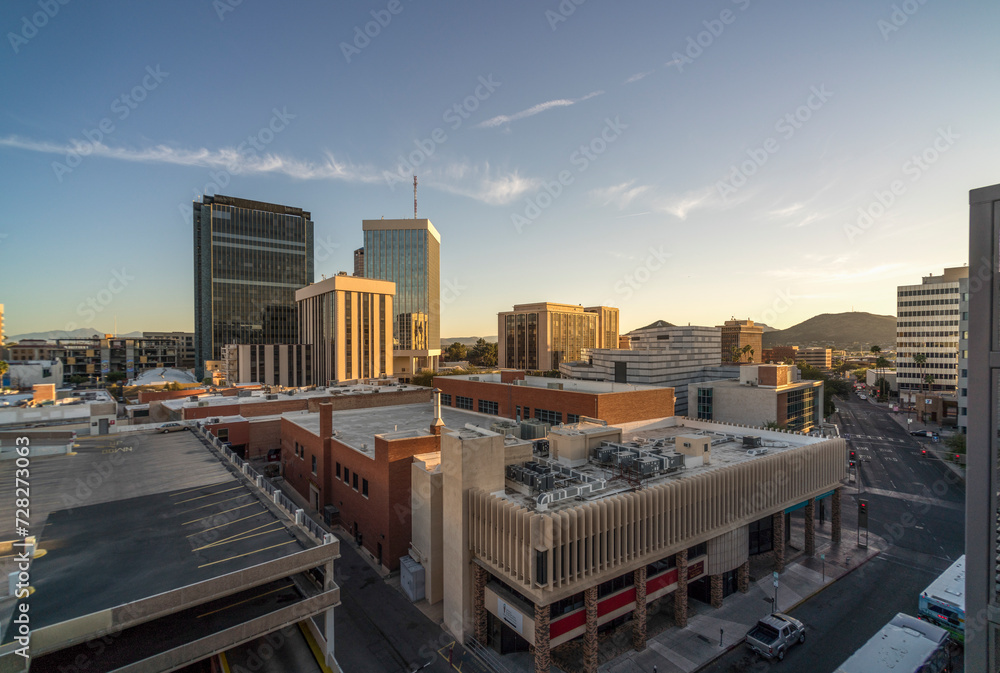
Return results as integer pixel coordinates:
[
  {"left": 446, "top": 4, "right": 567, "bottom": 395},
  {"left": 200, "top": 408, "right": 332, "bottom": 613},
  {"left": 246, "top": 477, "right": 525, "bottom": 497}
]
[
  {"left": 433, "top": 372, "right": 674, "bottom": 426},
  {"left": 718, "top": 318, "right": 764, "bottom": 364}
]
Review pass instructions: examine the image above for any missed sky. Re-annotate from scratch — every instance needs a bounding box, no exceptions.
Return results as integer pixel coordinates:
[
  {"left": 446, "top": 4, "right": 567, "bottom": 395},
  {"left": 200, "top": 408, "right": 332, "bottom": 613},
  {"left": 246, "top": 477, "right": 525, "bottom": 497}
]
[{"left": 1, "top": 0, "right": 996, "bottom": 339}]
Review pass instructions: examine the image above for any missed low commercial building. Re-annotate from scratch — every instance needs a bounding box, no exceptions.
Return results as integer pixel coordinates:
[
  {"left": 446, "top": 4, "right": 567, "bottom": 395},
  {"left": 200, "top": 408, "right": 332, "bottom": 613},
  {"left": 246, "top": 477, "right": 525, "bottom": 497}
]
[
  {"left": 409, "top": 414, "right": 845, "bottom": 672},
  {"left": 57, "top": 334, "right": 181, "bottom": 383},
  {"left": 0, "top": 386, "right": 118, "bottom": 435},
  {"left": 434, "top": 371, "right": 674, "bottom": 426},
  {"left": 7, "top": 339, "right": 65, "bottom": 362},
  {"left": 763, "top": 346, "right": 798, "bottom": 363},
  {"left": 558, "top": 322, "right": 721, "bottom": 415},
  {"left": 865, "top": 368, "right": 897, "bottom": 394},
  {"left": 143, "top": 331, "right": 196, "bottom": 369},
  {"left": 798, "top": 347, "right": 832, "bottom": 369},
  {"left": 223, "top": 343, "right": 314, "bottom": 387},
  {"left": 5, "top": 359, "right": 63, "bottom": 389},
  {"left": 693, "top": 364, "right": 824, "bottom": 432}
]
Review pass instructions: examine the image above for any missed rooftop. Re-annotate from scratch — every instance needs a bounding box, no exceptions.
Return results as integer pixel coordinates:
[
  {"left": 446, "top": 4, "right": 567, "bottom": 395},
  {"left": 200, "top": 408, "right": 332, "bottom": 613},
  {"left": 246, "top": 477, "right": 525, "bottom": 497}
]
[
  {"left": 163, "top": 382, "right": 423, "bottom": 411},
  {"left": 502, "top": 417, "right": 836, "bottom": 513},
  {"left": 440, "top": 373, "right": 660, "bottom": 394},
  {"left": 285, "top": 402, "right": 499, "bottom": 455}
]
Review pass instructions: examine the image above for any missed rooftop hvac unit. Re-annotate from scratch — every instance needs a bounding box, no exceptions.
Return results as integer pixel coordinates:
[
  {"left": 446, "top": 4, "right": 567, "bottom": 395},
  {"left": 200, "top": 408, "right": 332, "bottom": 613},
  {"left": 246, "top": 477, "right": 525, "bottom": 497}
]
[
  {"left": 265, "top": 394, "right": 278, "bottom": 400},
  {"left": 742, "top": 436, "right": 762, "bottom": 448},
  {"left": 636, "top": 457, "right": 660, "bottom": 476},
  {"left": 506, "top": 464, "right": 519, "bottom": 480},
  {"left": 238, "top": 390, "right": 252, "bottom": 397},
  {"left": 533, "top": 439, "right": 550, "bottom": 456},
  {"left": 593, "top": 446, "right": 617, "bottom": 463},
  {"left": 468, "top": 376, "right": 480, "bottom": 382},
  {"left": 546, "top": 382, "right": 564, "bottom": 390},
  {"left": 198, "top": 401, "right": 209, "bottom": 407},
  {"left": 537, "top": 473, "right": 555, "bottom": 491}
]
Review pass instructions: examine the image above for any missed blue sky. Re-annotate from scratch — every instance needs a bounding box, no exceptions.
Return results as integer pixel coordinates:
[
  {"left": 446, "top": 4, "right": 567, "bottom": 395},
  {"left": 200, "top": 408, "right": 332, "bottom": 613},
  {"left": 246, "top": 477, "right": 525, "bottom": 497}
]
[{"left": 1, "top": 0, "right": 996, "bottom": 338}]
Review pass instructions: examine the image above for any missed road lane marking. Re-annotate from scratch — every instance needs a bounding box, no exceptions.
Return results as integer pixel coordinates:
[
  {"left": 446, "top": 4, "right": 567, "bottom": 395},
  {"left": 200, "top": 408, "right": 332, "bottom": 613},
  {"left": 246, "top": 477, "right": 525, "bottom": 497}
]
[
  {"left": 197, "top": 582, "right": 295, "bottom": 618},
  {"left": 177, "top": 493, "right": 255, "bottom": 515},
  {"left": 186, "top": 512, "right": 268, "bottom": 537},
  {"left": 183, "top": 502, "right": 264, "bottom": 526},
  {"left": 197, "top": 539, "right": 298, "bottom": 568},
  {"left": 862, "top": 487, "right": 963, "bottom": 511},
  {"left": 171, "top": 481, "right": 232, "bottom": 498},
  {"left": 191, "top": 522, "right": 285, "bottom": 552},
  {"left": 175, "top": 485, "right": 243, "bottom": 504}
]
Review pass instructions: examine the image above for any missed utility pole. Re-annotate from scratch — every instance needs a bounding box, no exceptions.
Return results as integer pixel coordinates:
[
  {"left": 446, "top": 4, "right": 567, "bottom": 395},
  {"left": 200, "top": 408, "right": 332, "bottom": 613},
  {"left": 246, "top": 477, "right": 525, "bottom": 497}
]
[{"left": 413, "top": 175, "right": 418, "bottom": 219}]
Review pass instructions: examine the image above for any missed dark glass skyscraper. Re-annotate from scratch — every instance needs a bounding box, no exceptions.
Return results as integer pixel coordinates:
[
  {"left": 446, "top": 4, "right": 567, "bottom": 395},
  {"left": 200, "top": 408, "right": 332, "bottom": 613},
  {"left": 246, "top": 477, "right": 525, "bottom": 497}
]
[
  {"left": 194, "top": 194, "right": 314, "bottom": 379},
  {"left": 362, "top": 219, "right": 440, "bottom": 378}
]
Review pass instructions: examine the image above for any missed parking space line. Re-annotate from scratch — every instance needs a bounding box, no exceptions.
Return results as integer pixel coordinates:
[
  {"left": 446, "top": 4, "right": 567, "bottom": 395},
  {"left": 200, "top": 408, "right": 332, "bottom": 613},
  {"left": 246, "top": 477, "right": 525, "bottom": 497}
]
[
  {"left": 191, "top": 522, "right": 285, "bottom": 552},
  {"left": 171, "top": 481, "right": 233, "bottom": 498},
  {"left": 174, "top": 485, "right": 243, "bottom": 504},
  {"left": 177, "top": 493, "right": 255, "bottom": 515},
  {"left": 197, "top": 582, "right": 294, "bottom": 619},
  {"left": 183, "top": 502, "right": 264, "bottom": 526},
  {"left": 197, "top": 540, "right": 298, "bottom": 568},
  {"left": 185, "top": 512, "right": 268, "bottom": 537}
]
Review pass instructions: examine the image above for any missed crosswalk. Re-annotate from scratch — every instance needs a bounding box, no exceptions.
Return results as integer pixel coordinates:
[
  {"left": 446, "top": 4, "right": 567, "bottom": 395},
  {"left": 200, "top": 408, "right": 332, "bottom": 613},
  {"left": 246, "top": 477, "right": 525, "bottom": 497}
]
[{"left": 843, "top": 434, "right": 909, "bottom": 443}]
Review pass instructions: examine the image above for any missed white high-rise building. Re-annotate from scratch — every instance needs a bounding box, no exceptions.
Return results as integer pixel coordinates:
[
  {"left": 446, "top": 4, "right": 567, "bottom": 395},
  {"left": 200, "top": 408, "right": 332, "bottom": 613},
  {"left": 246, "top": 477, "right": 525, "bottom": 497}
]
[{"left": 895, "top": 266, "right": 968, "bottom": 405}]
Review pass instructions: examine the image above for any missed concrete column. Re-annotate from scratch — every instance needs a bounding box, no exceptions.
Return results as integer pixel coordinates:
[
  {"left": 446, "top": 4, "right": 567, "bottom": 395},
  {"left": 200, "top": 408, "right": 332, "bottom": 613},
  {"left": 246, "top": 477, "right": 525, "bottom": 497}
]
[
  {"left": 473, "top": 565, "right": 487, "bottom": 644},
  {"left": 737, "top": 560, "right": 750, "bottom": 593},
  {"left": 710, "top": 574, "right": 723, "bottom": 609},
  {"left": 324, "top": 559, "right": 337, "bottom": 669},
  {"left": 773, "top": 512, "right": 785, "bottom": 573},
  {"left": 674, "top": 549, "right": 689, "bottom": 628},
  {"left": 831, "top": 487, "right": 842, "bottom": 545},
  {"left": 805, "top": 498, "right": 816, "bottom": 556},
  {"left": 633, "top": 566, "right": 647, "bottom": 651},
  {"left": 534, "top": 602, "right": 551, "bottom": 673},
  {"left": 583, "top": 587, "right": 598, "bottom": 673}
]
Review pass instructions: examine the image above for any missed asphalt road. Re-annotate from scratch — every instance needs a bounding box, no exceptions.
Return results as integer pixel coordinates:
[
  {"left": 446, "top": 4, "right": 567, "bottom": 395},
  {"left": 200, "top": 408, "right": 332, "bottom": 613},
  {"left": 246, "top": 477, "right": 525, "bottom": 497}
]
[{"left": 701, "top": 392, "right": 965, "bottom": 673}]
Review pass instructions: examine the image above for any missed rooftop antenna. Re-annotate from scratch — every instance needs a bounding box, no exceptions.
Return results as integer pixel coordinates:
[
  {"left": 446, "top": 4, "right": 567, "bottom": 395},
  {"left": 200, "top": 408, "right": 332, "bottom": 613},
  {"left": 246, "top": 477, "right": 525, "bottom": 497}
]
[{"left": 413, "top": 175, "right": 418, "bottom": 219}]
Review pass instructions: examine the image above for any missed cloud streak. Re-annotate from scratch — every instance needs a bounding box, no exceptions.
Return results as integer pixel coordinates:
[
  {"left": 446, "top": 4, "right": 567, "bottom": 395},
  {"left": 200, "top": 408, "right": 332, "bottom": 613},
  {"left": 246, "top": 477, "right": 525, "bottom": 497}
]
[
  {"left": 0, "top": 135, "right": 540, "bottom": 205},
  {"left": 624, "top": 71, "right": 653, "bottom": 84},
  {"left": 477, "top": 90, "right": 604, "bottom": 128}
]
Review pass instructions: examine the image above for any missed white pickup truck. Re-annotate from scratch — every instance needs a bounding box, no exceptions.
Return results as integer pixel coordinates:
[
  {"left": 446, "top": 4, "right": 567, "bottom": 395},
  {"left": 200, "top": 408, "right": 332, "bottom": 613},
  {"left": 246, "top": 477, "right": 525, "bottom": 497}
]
[{"left": 745, "top": 612, "right": 806, "bottom": 661}]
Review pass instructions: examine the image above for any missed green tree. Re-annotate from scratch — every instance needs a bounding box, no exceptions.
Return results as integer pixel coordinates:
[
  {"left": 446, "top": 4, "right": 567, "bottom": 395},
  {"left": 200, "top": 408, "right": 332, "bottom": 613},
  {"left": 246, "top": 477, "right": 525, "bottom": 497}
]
[
  {"left": 874, "top": 356, "right": 890, "bottom": 400},
  {"left": 105, "top": 371, "right": 126, "bottom": 383},
  {"left": 443, "top": 342, "right": 467, "bottom": 362},
  {"left": 945, "top": 433, "right": 966, "bottom": 456},
  {"left": 741, "top": 344, "right": 755, "bottom": 363},
  {"left": 468, "top": 339, "right": 497, "bottom": 368},
  {"left": 912, "top": 353, "right": 927, "bottom": 404}
]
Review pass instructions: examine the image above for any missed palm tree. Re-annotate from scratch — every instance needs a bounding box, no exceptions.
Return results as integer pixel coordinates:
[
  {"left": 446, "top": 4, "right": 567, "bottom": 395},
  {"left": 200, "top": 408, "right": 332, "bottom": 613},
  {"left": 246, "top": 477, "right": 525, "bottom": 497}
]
[
  {"left": 912, "top": 353, "right": 927, "bottom": 407},
  {"left": 875, "top": 356, "right": 890, "bottom": 400},
  {"left": 741, "top": 344, "right": 755, "bottom": 363}
]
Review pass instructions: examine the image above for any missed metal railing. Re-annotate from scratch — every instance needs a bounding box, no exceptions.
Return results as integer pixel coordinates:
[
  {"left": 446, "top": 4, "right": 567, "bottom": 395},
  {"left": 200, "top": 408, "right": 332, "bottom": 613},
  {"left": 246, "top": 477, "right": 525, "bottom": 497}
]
[
  {"left": 464, "top": 638, "right": 516, "bottom": 673},
  {"left": 196, "top": 425, "right": 331, "bottom": 545}
]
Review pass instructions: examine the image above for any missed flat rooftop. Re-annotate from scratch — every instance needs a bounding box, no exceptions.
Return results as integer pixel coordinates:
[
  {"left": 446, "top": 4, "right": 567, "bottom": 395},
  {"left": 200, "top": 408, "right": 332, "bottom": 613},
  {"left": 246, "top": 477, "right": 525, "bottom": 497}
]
[
  {"left": 442, "top": 373, "right": 660, "bottom": 394},
  {"left": 503, "top": 418, "right": 834, "bottom": 512},
  {"left": 285, "top": 402, "right": 500, "bottom": 455},
  {"left": 0, "top": 430, "right": 310, "bottom": 639},
  {"left": 701, "top": 378, "right": 823, "bottom": 392},
  {"left": 163, "top": 382, "right": 424, "bottom": 412}
]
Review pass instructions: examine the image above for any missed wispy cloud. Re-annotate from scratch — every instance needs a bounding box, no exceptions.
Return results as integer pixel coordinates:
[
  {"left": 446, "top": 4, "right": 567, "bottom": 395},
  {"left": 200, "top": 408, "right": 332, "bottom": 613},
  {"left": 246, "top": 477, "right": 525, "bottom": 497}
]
[
  {"left": 650, "top": 186, "right": 718, "bottom": 220},
  {"left": 764, "top": 263, "right": 907, "bottom": 284},
  {"left": 591, "top": 181, "right": 651, "bottom": 209},
  {"left": 624, "top": 71, "right": 653, "bottom": 84},
  {"left": 477, "top": 90, "right": 604, "bottom": 128},
  {"left": 0, "top": 134, "right": 384, "bottom": 183},
  {"left": 0, "top": 135, "right": 539, "bottom": 205}
]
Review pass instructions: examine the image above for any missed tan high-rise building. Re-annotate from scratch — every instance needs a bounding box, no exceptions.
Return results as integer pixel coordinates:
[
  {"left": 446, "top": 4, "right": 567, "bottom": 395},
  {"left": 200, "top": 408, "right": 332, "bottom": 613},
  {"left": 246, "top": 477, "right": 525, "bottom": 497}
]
[
  {"left": 296, "top": 274, "right": 395, "bottom": 384},
  {"left": 498, "top": 303, "right": 619, "bottom": 371},
  {"left": 718, "top": 318, "right": 764, "bottom": 363},
  {"left": 362, "top": 219, "right": 441, "bottom": 379}
]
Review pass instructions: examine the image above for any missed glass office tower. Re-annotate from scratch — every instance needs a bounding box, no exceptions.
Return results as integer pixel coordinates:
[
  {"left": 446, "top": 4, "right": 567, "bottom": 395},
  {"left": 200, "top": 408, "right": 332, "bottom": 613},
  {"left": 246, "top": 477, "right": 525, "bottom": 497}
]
[
  {"left": 362, "top": 219, "right": 440, "bottom": 379},
  {"left": 194, "top": 194, "right": 314, "bottom": 379}
]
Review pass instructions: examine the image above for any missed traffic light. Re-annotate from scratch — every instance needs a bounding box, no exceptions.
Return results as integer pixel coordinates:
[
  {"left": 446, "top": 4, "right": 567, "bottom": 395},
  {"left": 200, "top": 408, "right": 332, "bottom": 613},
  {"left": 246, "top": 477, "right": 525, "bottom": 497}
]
[
  {"left": 858, "top": 499, "right": 868, "bottom": 526},
  {"left": 849, "top": 449, "right": 857, "bottom": 460},
  {"left": 849, "top": 460, "right": 856, "bottom": 468}
]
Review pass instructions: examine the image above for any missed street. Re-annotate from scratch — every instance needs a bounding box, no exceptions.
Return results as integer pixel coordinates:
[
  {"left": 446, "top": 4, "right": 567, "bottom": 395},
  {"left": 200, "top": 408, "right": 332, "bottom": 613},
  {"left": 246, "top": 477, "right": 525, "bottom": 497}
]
[{"left": 701, "top": 392, "right": 965, "bottom": 673}]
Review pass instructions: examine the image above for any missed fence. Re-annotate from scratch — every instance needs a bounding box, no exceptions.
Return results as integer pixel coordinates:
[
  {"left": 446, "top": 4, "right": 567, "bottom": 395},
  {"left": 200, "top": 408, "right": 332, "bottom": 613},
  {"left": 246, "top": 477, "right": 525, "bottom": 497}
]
[{"left": 196, "top": 424, "right": 331, "bottom": 545}]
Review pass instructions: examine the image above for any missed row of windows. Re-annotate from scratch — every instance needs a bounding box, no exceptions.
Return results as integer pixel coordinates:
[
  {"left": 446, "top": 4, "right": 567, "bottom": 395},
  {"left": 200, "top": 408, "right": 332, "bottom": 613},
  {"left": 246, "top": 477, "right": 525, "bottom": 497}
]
[
  {"left": 898, "top": 309, "right": 960, "bottom": 317},
  {"left": 456, "top": 395, "right": 473, "bottom": 411},
  {"left": 897, "top": 342, "right": 959, "bottom": 348},
  {"left": 478, "top": 399, "right": 499, "bottom": 415},
  {"left": 897, "top": 331, "right": 960, "bottom": 338},
  {"left": 898, "top": 362, "right": 956, "bottom": 369},
  {"left": 293, "top": 441, "right": 318, "bottom": 475},
  {"left": 898, "top": 373, "right": 957, "bottom": 380},
  {"left": 534, "top": 408, "right": 563, "bottom": 425},
  {"left": 897, "top": 287, "right": 959, "bottom": 297},
  {"left": 897, "top": 298, "right": 959, "bottom": 307},
  {"left": 440, "top": 393, "right": 452, "bottom": 406},
  {"left": 896, "top": 321, "right": 959, "bottom": 328},
  {"left": 335, "top": 462, "right": 370, "bottom": 498}
]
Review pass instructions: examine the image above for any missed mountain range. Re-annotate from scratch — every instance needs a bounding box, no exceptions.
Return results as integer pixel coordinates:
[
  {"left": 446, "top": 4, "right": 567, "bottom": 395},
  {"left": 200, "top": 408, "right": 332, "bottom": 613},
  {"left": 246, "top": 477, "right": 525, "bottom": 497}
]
[
  {"left": 441, "top": 336, "right": 498, "bottom": 348},
  {"left": 762, "top": 312, "right": 896, "bottom": 350},
  {"left": 7, "top": 328, "right": 144, "bottom": 342}
]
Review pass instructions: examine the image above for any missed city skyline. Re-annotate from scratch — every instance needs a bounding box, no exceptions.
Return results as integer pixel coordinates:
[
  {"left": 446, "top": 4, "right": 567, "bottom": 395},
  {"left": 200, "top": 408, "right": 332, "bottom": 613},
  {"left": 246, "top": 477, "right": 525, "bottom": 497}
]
[{"left": 1, "top": 1, "right": 996, "bottom": 338}]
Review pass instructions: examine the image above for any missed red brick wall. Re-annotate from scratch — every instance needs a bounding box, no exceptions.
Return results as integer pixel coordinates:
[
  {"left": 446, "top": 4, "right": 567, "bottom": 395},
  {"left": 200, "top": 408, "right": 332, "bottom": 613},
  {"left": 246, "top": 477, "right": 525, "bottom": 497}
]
[
  {"left": 304, "top": 388, "right": 430, "bottom": 412},
  {"left": 248, "top": 418, "right": 282, "bottom": 459},
  {"left": 182, "top": 403, "right": 242, "bottom": 420},
  {"left": 500, "top": 370, "right": 526, "bottom": 384},
  {"left": 434, "top": 378, "right": 672, "bottom": 425},
  {"left": 138, "top": 388, "right": 207, "bottom": 404},
  {"left": 203, "top": 419, "right": 250, "bottom": 449},
  {"left": 279, "top": 410, "right": 439, "bottom": 571}
]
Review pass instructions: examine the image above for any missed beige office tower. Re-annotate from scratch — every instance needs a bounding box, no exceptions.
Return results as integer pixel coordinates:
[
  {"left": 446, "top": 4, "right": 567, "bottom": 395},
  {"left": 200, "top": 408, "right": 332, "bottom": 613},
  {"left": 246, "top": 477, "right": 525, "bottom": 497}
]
[
  {"left": 362, "top": 219, "right": 441, "bottom": 380},
  {"left": 296, "top": 274, "right": 395, "bottom": 384}
]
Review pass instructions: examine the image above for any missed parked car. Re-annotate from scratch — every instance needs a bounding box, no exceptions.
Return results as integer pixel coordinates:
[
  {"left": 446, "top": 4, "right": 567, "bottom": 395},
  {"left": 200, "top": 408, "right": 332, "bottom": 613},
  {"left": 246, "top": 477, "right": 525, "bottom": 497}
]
[
  {"left": 746, "top": 612, "right": 806, "bottom": 661},
  {"left": 158, "top": 422, "right": 185, "bottom": 433},
  {"left": 910, "top": 429, "right": 938, "bottom": 438}
]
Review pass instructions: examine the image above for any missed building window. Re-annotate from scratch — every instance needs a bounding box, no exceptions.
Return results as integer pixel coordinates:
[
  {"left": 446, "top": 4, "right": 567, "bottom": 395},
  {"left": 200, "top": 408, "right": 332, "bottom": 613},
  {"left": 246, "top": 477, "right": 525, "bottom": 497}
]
[
  {"left": 440, "top": 393, "right": 452, "bottom": 406},
  {"left": 749, "top": 516, "right": 774, "bottom": 555},
  {"left": 567, "top": 414, "right": 580, "bottom": 424},
  {"left": 311, "top": 455, "right": 317, "bottom": 475},
  {"left": 352, "top": 473, "right": 358, "bottom": 491},
  {"left": 362, "top": 478, "right": 369, "bottom": 498},
  {"left": 344, "top": 467, "right": 350, "bottom": 484},
  {"left": 336, "top": 462, "right": 341, "bottom": 479},
  {"left": 478, "top": 399, "right": 499, "bottom": 415},
  {"left": 456, "top": 395, "right": 473, "bottom": 410},
  {"left": 688, "top": 541, "right": 707, "bottom": 558},
  {"left": 697, "top": 388, "right": 713, "bottom": 420},
  {"left": 534, "top": 408, "right": 563, "bottom": 425}
]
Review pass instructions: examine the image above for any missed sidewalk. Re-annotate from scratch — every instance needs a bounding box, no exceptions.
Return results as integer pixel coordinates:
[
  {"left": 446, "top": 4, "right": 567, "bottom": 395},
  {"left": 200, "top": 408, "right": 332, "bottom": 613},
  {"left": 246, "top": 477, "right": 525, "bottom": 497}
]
[{"left": 599, "top": 519, "right": 884, "bottom": 673}]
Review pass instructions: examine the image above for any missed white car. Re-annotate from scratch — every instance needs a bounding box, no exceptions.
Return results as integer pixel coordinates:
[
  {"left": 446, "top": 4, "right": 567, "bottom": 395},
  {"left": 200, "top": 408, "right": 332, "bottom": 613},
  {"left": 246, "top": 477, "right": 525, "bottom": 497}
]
[{"left": 858, "top": 394, "right": 867, "bottom": 400}]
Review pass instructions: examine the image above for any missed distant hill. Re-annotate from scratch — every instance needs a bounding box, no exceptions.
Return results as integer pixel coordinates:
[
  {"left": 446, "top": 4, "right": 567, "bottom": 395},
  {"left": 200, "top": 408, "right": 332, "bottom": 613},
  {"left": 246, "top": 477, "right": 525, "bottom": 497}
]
[
  {"left": 441, "top": 336, "right": 497, "bottom": 348},
  {"left": 763, "top": 312, "right": 896, "bottom": 350},
  {"left": 8, "top": 328, "right": 144, "bottom": 342}
]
